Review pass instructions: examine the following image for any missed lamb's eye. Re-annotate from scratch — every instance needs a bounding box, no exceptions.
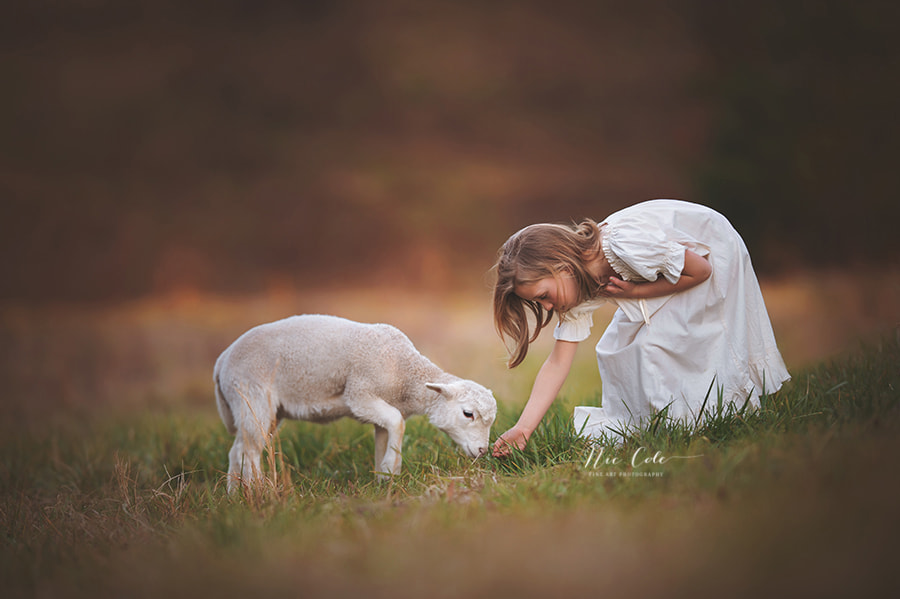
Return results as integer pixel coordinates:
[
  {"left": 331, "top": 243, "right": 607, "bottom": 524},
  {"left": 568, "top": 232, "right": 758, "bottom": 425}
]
[{"left": 463, "top": 410, "right": 474, "bottom": 419}]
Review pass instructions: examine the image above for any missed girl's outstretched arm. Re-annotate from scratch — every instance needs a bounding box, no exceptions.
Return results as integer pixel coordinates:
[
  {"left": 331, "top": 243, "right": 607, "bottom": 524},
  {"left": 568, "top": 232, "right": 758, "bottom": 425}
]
[
  {"left": 602, "top": 249, "right": 711, "bottom": 300},
  {"left": 492, "top": 339, "right": 579, "bottom": 457}
]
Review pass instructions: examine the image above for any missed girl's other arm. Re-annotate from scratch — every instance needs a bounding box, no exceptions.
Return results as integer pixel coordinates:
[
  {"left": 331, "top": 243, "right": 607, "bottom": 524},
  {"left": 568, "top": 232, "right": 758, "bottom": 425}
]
[
  {"left": 603, "top": 249, "right": 711, "bottom": 300},
  {"left": 492, "top": 339, "right": 579, "bottom": 456}
]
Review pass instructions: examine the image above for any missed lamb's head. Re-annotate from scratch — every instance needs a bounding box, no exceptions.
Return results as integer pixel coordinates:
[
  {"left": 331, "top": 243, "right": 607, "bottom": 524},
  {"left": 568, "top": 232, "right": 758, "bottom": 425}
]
[{"left": 424, "top": 380, "right": 497, "bottom": 459}]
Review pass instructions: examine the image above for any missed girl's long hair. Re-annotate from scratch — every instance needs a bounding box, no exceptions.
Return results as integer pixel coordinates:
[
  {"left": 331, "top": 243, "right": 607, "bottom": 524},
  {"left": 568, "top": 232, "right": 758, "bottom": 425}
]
[{"left": 492, "top": 219, "right": 603, "bottom": 368}]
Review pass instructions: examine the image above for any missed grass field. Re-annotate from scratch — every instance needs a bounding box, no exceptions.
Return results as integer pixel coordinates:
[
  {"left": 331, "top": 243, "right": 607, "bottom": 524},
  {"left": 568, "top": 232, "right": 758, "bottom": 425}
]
[{"left": 1, "top": 277, "right": 899, "bottom": 598}]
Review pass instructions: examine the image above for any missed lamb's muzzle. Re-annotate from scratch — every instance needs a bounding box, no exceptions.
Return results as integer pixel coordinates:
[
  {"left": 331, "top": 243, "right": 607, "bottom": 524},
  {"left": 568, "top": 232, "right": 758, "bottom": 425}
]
[{"left": 214, "top": 314, "right": 498, "bottom": 493}]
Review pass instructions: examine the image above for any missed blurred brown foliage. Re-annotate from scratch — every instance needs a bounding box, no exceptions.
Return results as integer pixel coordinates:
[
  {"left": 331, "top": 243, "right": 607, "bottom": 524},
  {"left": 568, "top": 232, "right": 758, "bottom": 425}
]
[
  {"left": 1, "top": 0, "right": 897, "bottom": 302},
  {"left": 690, "top": 0, "right": 900, "bottom": 270}
]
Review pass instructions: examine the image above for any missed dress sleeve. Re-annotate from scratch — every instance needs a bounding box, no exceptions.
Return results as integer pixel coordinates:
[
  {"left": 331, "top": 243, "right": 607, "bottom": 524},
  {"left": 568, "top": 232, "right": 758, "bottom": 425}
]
[
  {"left": 553, "top": 302, "right": 603, "bottom": 342},
  {"left": 603, "top": 220, "right": 687, "bottom": 284}
]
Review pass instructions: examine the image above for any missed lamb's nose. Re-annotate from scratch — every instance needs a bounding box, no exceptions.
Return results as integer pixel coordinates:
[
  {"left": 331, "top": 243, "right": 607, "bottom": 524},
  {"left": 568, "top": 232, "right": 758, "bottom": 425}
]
[{"left": 476, "top": 446, "right": 488, "bottom": 458}]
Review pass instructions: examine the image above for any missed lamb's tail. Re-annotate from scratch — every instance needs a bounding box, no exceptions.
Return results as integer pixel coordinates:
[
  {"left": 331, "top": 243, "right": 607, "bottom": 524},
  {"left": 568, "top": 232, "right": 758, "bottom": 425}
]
[{"left": 214, "top": 359, "right": 237, "bottom": 435}]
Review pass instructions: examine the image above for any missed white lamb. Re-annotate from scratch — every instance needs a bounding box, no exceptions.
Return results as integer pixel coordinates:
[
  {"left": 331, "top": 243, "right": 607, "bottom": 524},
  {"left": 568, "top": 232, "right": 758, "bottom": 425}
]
[{"left": 214, "top": 314, "right": 497, "bottom": 492}]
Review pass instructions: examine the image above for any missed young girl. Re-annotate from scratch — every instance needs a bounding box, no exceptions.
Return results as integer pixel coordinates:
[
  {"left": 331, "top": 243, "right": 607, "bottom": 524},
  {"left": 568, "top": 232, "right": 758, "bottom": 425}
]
[{"left": 491, "top": 198, "right": 790, "bottom": 455}]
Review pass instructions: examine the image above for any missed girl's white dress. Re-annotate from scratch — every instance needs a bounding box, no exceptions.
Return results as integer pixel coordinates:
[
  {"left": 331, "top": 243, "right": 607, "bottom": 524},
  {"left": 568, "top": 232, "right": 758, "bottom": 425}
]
[{"left": 559, "top": 199, "right": 790, "bottom": 439}]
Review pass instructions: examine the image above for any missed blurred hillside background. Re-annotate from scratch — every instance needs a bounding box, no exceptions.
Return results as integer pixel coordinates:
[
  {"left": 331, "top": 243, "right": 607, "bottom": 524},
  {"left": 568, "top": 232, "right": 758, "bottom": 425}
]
[{"left": 2, "top": 0, "right": 898, "bottom": 303}]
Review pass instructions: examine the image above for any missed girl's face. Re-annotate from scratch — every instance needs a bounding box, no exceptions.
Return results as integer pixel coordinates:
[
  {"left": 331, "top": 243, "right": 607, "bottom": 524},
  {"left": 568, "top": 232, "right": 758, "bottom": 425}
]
[{"left": 515, "top": 274, "right": 578, "bottom": 313}]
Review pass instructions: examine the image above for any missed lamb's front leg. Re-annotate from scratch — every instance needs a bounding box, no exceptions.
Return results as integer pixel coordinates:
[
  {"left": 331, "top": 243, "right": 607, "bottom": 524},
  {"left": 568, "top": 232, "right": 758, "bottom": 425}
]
[
  {"left": 377, "top": 416, "right": 405, "bottom": 480},
  {"left": 349, "top": 395, "right": 405, "bottom": 481},
  {"left": 374, "top": 425, "right": 388, "bottom": 472}
]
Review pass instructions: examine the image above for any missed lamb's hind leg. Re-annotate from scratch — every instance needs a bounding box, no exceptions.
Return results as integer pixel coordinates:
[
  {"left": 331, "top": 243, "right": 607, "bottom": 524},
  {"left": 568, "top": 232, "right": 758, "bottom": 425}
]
[
  {"left": 227, "top": 431, "right": 265, "bottom": 494},
  {"left": 226, "top": 384, "right": 277, "bottom": 494}
]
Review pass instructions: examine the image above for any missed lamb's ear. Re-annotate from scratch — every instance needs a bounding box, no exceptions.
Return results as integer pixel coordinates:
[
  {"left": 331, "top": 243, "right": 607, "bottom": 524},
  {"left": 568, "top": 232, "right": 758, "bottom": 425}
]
[{"left": 425, "top": 382, "right": 449, "bottom": 395}]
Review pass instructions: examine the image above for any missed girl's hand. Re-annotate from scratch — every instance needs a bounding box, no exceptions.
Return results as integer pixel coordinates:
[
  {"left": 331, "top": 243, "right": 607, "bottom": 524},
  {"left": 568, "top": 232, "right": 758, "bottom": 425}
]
[
  {"left": 601, "top": 276, "right": 636, "bottom": 298},
  {"left": 492, "top": 425, "right": 531, "bottom": 457}
]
